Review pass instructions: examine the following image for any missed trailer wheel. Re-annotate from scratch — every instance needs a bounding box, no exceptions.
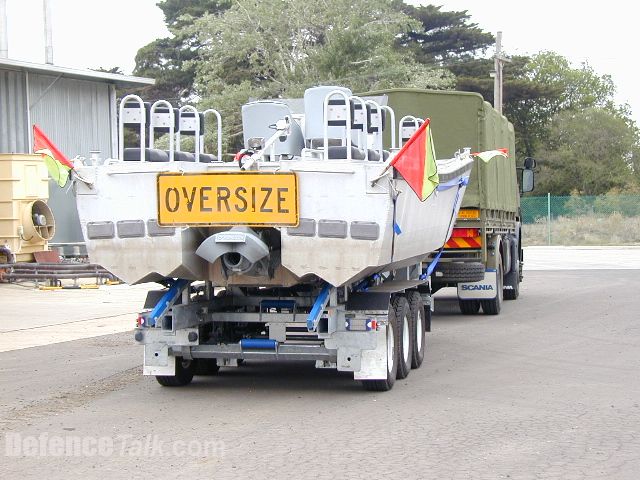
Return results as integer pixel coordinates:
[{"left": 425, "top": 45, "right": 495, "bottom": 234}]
[
  {"left": 459, "top": 299, "right": 480, "bottom": 315},
  {"left": 362, "top": 304, "right": 399, "bottom": 391},
  {"left": 194, "top": 358, "right": 220, "bottom": 376},
  {"left": 406, "top": 291, "right": 426, "bottom": 369},
  {"left": 481, "top": 254, "right": 503, "bottom": 315},
  {"left": 393, "top": 296, "right": 412, "bottom": 379},
  {"left": 156, "top": 357, "right": 195, "bottom": 387}
]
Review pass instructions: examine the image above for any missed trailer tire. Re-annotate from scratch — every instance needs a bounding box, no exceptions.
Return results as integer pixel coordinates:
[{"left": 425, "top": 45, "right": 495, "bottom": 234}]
[
  {"left": 481, "top": 254, "right": 503, "bottom": 315},
  {"left": 155, "top": 357, "right": 195, "bottom": 387},
  {"left": 459, "top": 299, "right": 480, "bottom": 315},
  {"left": 194, "top": 358, "right": 220, "bottom": 376},
  {"left": 434, "top": 262, "right": 485, "bottom": 283},
  {"left": 406, "top": 291, "right": 426, "bottom": 369},
  {"left": 393, "top": 296, "right": 412, "bottom": 379},
  {"left": 362, "top": 303, "right": 399, "bottom": 392}
]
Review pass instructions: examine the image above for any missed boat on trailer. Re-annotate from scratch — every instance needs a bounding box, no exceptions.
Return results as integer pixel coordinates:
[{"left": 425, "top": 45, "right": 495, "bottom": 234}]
[{"left": 73, "top": 85, "right": 474, "bottom": 390}]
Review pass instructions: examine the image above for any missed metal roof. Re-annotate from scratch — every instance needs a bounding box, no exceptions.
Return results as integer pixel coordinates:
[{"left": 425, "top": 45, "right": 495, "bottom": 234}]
[{"left": 0, "top": 57, "right": 154, "bottom": 87}]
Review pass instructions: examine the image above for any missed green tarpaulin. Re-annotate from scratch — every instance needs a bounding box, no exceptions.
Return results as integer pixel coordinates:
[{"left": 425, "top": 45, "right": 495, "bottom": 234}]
[{"left": 363, "top": 88, "right": 519, "bottom": 213}]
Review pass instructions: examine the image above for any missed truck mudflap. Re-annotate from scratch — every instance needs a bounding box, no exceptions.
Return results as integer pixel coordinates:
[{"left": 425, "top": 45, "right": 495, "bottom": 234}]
[{"left": 457, "top": 269, "right": 497, "bottom": 300}]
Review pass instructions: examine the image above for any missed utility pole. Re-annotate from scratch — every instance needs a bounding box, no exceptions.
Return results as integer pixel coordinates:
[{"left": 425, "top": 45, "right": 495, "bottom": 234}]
[
  {"left": 0, "top": 0, "right": 8, "bottom": 59},
  {"left": 43, "top": 0, "right": 53, "bottom": 64},
  {"left": 492, "top": 31, "right": 510, "bottom": 115}
]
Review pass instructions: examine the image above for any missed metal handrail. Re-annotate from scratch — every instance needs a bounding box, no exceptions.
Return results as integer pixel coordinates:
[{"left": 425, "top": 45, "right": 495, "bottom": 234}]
[{"left": 118, "top": 94, "right": 145, "bottom": 161}]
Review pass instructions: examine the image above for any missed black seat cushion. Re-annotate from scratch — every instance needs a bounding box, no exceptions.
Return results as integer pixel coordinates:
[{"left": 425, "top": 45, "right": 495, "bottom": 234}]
[
  {"left": 327, "top": 146, "right": 366, "bottom": 160},
  {"left": 366, "top": 150, "right": 390, "bottom": 161},
  {"left": 123, "top": 148, "right": 169, "bottom": 162},
  {"left": 171, "top": 151, "right": 195, "bottom": 162},
  {"left": 198, "top": 154, "right": 218, "bottom": 163}
]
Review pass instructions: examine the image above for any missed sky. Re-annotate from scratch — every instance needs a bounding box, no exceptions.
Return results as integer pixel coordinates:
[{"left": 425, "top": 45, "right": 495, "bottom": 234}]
[{"left": 4, "top": 0, "right": 639, "bottom": 120}]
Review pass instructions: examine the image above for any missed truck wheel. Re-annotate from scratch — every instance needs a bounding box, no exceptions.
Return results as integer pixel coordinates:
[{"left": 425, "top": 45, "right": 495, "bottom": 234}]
[
  {"left": 156, "top": 357, "right": 195, "bottom": 387},
  {"left": 393, "top": 296, "right": 412, "bottom": 379},
  {"left": 480, "top": 254, "right": 503, "bottom": 315},
  {"left": 406, "top": 291, "right": 426, "bottom": 369},
  {"left": 459, "top": 299, "right": 480, "bottom": 315},
  {"left": 362, "top": 304, "right": 399, "bottom": 391},
  {"left": 194, "top": 358, "right": 220, "bottom": 376},
  {"left": 434, "top": 262, "right": 485, "bottom": 283}
]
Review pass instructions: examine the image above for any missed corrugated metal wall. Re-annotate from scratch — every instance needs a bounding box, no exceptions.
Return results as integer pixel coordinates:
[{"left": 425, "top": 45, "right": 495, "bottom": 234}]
[
  {"left": 1, "top": 68, "right": 116, "bottom": 250},
  {"left": 29, "top": 74, "right": 113, "bottom": 159},
  {"left": 0, "top": 69, "right": 28, "bottom": 153}
]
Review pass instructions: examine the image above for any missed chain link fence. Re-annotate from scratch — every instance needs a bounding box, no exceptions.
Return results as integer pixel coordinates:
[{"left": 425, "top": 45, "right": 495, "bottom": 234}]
[{"left": 521, "top": 195, "right": 640, "bottom": 246}]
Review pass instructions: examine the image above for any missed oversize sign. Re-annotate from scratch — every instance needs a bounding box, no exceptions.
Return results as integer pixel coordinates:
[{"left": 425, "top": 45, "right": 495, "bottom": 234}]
[{"left": 157, "top": 172, "right": 298, "bottom": 227}]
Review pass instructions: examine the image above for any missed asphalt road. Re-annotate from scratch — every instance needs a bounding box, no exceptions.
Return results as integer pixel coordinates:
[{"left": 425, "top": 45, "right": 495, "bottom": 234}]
[{"left": 1, "top": 269, "right": 639, "bottom": 479}]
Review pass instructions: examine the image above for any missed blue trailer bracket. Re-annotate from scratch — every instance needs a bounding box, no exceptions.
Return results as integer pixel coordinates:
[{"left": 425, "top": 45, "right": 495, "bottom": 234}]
[
  {"left": 307, "top": 283, "right": 332, "bottom": 332},
  {"left": 148, "top": 278, "right": 190, "bottom": 327}
]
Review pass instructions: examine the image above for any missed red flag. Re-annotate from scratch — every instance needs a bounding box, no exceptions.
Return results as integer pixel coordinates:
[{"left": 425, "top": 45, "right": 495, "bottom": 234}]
[
  {"left": 389, "top": 118, "right": 439, "bottom": 201},
  {"left": 33, "top": 125, "right": 74, "bottom": 187},
  {"left": 33, "top": 125, "right": 74, "bottom": 169}
]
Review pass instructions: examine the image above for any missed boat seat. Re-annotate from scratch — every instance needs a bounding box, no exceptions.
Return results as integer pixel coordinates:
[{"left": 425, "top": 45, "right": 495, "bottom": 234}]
[
  {"left": 303, "top": 85, "right": 353, "bottom": 141},
  {"left": 367, "top": 150, "right": 390, "bottom": 162},
  {"left": 179, "top": 111, "right": 205, "bottom": 136},
  {"left": 122, "top": 102, "right": 151, "bottom": 128},
  {"left": 171, "top": 151, "right": 195, "bottom": 162},
  {"left": 123, "top": 148, "right": 169, "bottom": 162},
  {"left": 327, "top": 146, "right": 366, "bottom": 160},
  {"left": 307, "top": 138, "right": 343, "bottom": 149},
  {"left": 198, "top": 154, "right": 218, "bottom": 163},
  {"left": 151, "top": 107, "right": 180, "bottom": 133}
]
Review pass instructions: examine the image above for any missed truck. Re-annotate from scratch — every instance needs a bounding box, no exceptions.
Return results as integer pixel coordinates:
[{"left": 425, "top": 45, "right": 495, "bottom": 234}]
[{"left": 364, "top": 89, "right": 535, "bottom": 315}]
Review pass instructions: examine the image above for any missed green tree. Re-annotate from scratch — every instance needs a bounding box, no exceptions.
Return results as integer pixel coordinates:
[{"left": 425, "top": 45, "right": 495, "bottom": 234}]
[
  {"left": 535, "top": 108, "right": 638, "bottom": 195},
  {"left": 394, "top": 2, "right": 494, "bottom": 64},
  {"left": 452, "top": 52, "right": 623, "bottom": 158},
  {"left": 133, "top": 0, "right": 232, "bottom": 102},
  {"left": 189, "top": 0, "right": 454, "bottom": 151}
]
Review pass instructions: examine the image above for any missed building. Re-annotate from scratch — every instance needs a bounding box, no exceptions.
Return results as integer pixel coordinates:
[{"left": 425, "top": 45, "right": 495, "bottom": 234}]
[{"left": 0, "top": 58, "right": 153, "bottom": 255}]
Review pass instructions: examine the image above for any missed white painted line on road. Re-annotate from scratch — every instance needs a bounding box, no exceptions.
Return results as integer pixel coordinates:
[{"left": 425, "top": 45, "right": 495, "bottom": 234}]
[
  {"left": 0, "top": 314, "right": 134, "bottom": 353},
  {"left": 524, "top": 246, "right": 640, "bottom": 270}
]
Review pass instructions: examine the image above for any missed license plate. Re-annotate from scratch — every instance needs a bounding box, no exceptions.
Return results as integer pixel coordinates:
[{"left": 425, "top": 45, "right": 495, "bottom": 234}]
[{"left": 157, "top": 172, "right": 298, "bottom": 227}]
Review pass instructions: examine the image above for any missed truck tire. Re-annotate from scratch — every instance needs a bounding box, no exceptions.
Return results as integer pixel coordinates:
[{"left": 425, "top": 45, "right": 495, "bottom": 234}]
[
  {"left": 362, "top": 304, "right": 399, "bottom": 391},
  {"left": 393, "top": 296, "right": 412, "bottom": 379},
  {"left": 406, "top": 291, "right": 426, "bottom": 369},
  {"left": 459, "top": 299, "right": 480, "bottom": 315},
  {"left": 155, "top": 357, "right": 195, "bottom": 387},
  {"left": 434, "top": 262, "right": 485, "bottom": 283},
  {"left": 481, "top": 254, "right": 503, "bottom": 315}
]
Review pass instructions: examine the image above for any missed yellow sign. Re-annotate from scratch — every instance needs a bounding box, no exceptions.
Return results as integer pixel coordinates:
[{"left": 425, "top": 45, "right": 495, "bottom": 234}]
[
  {"left": 457, "top": 208, "right": 480, "bottom": 219},
  {"left": 157, "top": 172, "right": 298, "bottom": 227}
]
